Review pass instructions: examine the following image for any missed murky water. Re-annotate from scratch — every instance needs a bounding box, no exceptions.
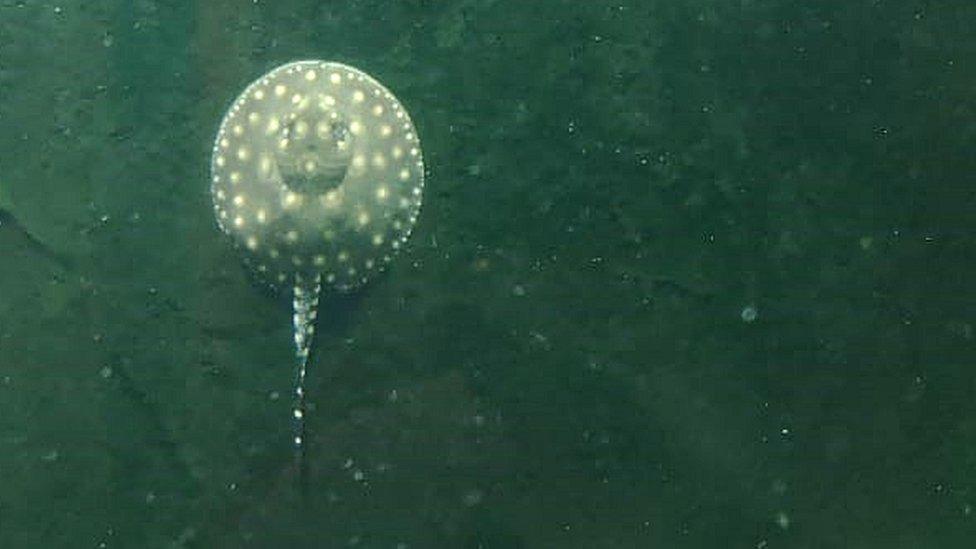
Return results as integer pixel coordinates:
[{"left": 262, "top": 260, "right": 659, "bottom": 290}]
[{"left": 1, "top": 1, "right": 974, "bottom": 547}]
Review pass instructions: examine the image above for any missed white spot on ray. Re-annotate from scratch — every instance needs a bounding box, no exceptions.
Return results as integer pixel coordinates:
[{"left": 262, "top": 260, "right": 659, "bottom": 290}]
[
  {"left": 283, "top": 192, "right": 300, "bottom": 208},
  {"left": 266, "top": 117, "right": 280, "bottom": 135}
]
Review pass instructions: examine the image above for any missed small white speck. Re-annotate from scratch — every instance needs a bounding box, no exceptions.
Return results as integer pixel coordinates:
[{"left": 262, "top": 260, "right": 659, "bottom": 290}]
[
  {"left": 462, "top": 489, "right": 483, "bottom": 507},
  {"left": 741, "top": 304, "right": 758, "bottom": 323}
]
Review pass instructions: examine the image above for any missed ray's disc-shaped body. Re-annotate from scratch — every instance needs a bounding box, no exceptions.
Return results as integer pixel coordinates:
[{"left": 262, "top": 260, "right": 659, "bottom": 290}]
[
  {"left": 212, "top": 60, "right": 424, "bottom": 290},
  {"left": 210, "top": 60, "right": 424, "bottom": 456}
]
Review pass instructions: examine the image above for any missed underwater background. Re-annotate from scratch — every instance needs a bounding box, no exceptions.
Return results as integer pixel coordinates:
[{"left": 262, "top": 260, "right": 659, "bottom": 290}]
[{"left": 1, "top": 0, "right": 974, "bottom": 547}]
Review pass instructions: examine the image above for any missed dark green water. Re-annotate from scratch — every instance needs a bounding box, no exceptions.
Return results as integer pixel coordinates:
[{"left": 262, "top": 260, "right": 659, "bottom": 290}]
[{"left": 1, "top": 1, "right": 974, "bottom": 547}]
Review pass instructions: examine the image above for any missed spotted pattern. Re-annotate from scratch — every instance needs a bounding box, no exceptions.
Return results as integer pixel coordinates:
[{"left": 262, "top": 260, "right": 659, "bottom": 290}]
[{"left": 211, "top": 60, "right": 425, "bottom": 292}]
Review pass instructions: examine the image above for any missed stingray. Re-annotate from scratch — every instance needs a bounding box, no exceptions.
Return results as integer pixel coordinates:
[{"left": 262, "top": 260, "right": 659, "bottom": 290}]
[{"left": 210, "top": 60, "right": 424, "bottom": 465}]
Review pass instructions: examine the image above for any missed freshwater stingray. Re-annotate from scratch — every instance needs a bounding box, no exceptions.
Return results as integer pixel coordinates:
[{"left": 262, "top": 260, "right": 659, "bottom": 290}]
[{"left": 210, "top": 60, "right": 424, "bottom": 464}]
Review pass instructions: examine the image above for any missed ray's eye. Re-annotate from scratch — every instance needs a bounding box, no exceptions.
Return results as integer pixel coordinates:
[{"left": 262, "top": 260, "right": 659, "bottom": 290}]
[{"left": 330, "top": 121, "right": 349, "bottom": 144}]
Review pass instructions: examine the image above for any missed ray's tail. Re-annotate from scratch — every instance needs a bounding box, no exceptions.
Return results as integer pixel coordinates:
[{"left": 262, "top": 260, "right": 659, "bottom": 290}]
[{"left": 291, "top": 273, "right": 322, "bottom": 469}]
